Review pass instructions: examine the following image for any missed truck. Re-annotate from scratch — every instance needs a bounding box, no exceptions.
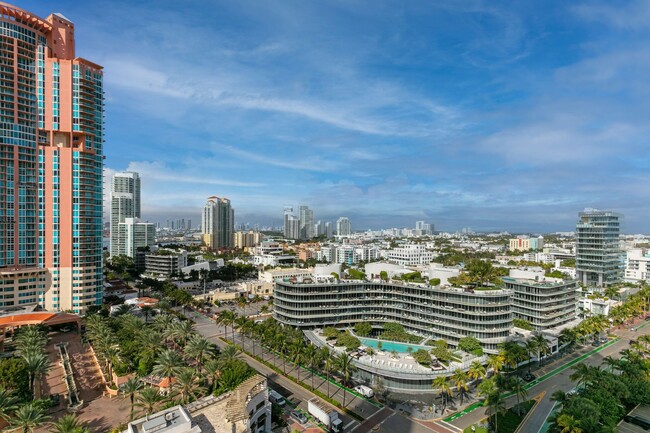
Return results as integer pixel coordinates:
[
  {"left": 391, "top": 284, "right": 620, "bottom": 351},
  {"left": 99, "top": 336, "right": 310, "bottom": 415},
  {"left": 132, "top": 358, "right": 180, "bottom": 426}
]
[{"left": 308, "top": 397, "right": 343, "bottom": 433}]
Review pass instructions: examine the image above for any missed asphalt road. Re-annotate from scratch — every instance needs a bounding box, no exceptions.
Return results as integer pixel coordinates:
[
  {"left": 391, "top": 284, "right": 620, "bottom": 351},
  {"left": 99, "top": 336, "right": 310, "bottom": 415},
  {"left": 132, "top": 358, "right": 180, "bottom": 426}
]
[
  {"left": 182, "top": 308, "right": 460, "bottom": 433},
  {"left": 450, "top": 320, "right": 650, "bottom": 432}
]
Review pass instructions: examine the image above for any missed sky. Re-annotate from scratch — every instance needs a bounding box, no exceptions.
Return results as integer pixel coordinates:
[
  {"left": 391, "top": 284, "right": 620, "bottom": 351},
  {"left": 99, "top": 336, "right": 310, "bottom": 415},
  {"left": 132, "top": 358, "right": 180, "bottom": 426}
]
[{"left": 24, "top": 0, "right": 650, "bottom": 232}]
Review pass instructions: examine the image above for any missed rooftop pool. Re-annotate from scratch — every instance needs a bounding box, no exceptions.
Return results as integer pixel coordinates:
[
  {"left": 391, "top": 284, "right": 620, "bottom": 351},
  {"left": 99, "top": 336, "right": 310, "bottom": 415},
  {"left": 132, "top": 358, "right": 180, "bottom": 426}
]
[{"left": 359, "top": 338, "right": 426, "bottom": 353}]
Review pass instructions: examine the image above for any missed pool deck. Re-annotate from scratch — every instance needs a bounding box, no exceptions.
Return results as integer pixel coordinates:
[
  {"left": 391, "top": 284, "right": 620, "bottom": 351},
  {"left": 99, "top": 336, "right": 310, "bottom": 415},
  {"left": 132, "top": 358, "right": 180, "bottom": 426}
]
[{"left": 305, "top": 330, "right": 485, "bottom": 377}]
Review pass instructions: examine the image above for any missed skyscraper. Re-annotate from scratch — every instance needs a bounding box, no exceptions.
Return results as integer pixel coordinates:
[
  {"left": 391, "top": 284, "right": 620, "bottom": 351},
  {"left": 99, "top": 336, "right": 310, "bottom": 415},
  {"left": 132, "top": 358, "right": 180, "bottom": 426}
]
[
  {"left": 0, "top": 5, "right": 103, "bottom": 314},
  {"left": 110, "top": 172, "right": 140, "bottom": 256},
  {"left": 336, "top": 217, "right": 352, "bottom": 236},
  {"left": 299, "top": 205, "right": 314, "bottom": 239},
  {"left": 202, "top": 196, "right": 234, "bottom": 249},
  {"left": 576, "top": 209, "right": 622, "bottom": 287},
  {"left": 283, "top": 206, "right": 294, "bottom": 239}
]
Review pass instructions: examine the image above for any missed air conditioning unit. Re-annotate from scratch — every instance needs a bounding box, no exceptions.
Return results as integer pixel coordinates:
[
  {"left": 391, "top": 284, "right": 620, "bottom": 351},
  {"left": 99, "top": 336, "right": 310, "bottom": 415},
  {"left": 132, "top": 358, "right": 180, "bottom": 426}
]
[{"left": 165, "top": 412, "right": 175, "bottom": 421}]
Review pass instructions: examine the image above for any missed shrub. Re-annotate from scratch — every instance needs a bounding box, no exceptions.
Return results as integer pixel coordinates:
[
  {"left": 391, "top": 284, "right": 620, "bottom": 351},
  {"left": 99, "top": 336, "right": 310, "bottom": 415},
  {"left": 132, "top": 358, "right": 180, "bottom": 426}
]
[
  {"left": 429, "top": 278, "right": 441, "bottom": 286},
  {"left": 354, "top": 322, "right": 372, "bottom": 337},
  {"left": 323, "top": 327, "right": 340, "bottom": 339},
  {"left": 458, "top": 336, "right": 483, "bottom": 356},
  {"left": 513, "top": 318, "right": 533, "bottom": 331},
  {"left": 413, "top": 349, "right": 431, "bottom": 365}
]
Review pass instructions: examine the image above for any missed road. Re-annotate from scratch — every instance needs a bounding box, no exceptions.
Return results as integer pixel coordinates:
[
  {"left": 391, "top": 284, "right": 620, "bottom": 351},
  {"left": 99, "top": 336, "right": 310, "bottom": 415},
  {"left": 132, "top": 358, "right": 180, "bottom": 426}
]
[
  {"left": 182, "top": 308, "right": 461, "bottom": 433},
  {"left": 449, "top": 320, "right": 650, "bottom": 432}
]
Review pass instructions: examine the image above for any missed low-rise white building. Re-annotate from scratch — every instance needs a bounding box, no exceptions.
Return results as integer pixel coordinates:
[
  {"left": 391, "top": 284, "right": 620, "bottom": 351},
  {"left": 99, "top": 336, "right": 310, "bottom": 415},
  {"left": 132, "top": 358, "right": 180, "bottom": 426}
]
[
  {"left": 625, "top": 248, "right": 650, "bottom": 282},
  {"left": 387, "top": 244, "right": 434, "bottom": 266}
]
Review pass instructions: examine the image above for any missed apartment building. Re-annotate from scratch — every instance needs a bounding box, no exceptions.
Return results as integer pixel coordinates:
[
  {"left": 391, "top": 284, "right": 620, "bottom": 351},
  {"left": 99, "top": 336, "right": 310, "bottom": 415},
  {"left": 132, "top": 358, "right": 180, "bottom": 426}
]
[
  {"left": 387, "top": 244, "right": 434, "bottom": 266},
  {"left": 274, "top": 280, "right": 513, "bottom": 353}
]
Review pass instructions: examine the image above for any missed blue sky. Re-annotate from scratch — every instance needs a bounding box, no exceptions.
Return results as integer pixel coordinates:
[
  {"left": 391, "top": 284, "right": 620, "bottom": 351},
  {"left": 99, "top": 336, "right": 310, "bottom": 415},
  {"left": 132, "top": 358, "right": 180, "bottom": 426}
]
[{"left": 24, "top": 0, "right": 650, "bottom": 232}]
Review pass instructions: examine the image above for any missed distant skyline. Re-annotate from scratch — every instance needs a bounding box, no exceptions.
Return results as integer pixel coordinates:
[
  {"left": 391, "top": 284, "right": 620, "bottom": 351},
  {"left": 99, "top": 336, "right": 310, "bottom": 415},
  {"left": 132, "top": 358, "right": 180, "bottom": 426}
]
[{"left": 24, "top": 0, "right": 650, "bottom": 232}]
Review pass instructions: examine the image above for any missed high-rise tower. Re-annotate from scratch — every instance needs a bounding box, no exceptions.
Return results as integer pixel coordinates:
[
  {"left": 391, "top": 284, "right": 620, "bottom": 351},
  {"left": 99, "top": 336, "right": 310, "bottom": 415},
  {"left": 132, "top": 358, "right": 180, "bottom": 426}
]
[
  {"left": 299, "top": 205, "right": 314, "bottom": 240},
  {"left": 202, "top": 197, "right": 234, "bottom": 250},
  {"left": 336, "top": 217, "right": 351, "bottom": 236},
  {"left": 575, "top": 209, "right": 622, "bottom": 287},
  {"left": 110, "top": 172, "right": 140, "bottom": 256},
  {"left": 0, "top": 5, "right": 104, "bottom": 314}
]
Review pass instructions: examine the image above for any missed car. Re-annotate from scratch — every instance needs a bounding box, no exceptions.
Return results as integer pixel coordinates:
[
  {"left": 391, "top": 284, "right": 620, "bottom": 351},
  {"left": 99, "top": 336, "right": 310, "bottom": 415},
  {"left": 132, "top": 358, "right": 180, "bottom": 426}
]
[
  {"left": 522, "top": 372, "right": 535, "bottom": 382},
  {"left": 354, "top": 385, "right": 375, "bottom": 398},
  {"left": 290, "top": 410, "right": 308, "bottom": 424}
]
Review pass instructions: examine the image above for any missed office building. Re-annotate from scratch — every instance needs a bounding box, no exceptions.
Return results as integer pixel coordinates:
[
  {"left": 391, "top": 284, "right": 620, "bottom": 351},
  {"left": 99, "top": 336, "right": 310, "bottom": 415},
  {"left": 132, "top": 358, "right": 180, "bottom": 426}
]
[
  {"left": 202, "top": 196, "right": 234, "bottom": 250},
  {"left": 110, "top": 172, "right": 141, "bottom": 257},
  {"left": 0, "top": 5, "right": 104, "bottom": 314},
  {"left": 336, "top": 217, "right": 351, "bottom": 236},
  {"left": 299, "top": 205, "right": 314, "bottom": 239},
  {"left": 575, "top": 209, "right": 622, "bottom": 287}
]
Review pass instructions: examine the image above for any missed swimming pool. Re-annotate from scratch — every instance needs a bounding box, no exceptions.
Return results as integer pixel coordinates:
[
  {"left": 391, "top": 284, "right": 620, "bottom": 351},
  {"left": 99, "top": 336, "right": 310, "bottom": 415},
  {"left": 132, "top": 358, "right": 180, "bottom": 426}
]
[{"left": 359, "top": 338, "right": 426, "bottom": 353}]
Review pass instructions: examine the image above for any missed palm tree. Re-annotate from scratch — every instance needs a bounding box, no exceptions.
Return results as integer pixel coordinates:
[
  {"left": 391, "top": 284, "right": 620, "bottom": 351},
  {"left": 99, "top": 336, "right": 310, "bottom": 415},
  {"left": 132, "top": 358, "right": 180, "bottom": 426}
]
[
  {"left": 138, "top": 328, "right": 163, "bottom": 365},
  {"left": 11, "top": 402, "right": 49, "bottom": 433},
  {"left": 486, "top": 354, "right": 504, "bottom": 376},
  {"left": 323, "top": 352, "right": 335, "bottom": 398},
  {"left": 533, "top": 334, "right": 550, "bottom": 366},
  {"left": 171, "top": 320, "right": 195, "bottom": 347},
  {"left": 290, "top": 343, "right": 304, "bottom": 383},
  {"left": 102, "top": 344, "right": 121, "bottom": 386},
  {"left": 485, "top": 391, "right": 506, "bottom": 433},
  {"left": 432, "top": 376, "right": 453, "bottom": 413},
  {"left": 141, "top": 305, "right": 154, "bottom": 323},
  {"left": 174, "top": 368, "right": 204, "bottom": 404},
  {"left": 336, "top": 352, "right": 356, "bottom": 408},
  {"left": 50, "top": 414, "right": 89, "bottom": 433},
  {"left": 153, "top": 314, "right": 174, "bottom": 333},
  {"left": 452, "top": 369, "right": 469, "bottom": 405},
  {"left": 604, "top": 286, "right": 620, "bottom": 301},
  {"left": 550, "top": 390, "right": 568, "bottom": 405},
  {"left": 303, "top": 344, "right": 320, "bottom": 390},
  {"left": 467, "top": 360, "right": 486, "bottom": 389},
  {"left": 152, "top": 349, "right": 183, "bottom": 394},
  {"left": 219, "top": 345, "right": 241, "bottom": 363},
  {"left": 476, "top": 377, "right": 496, "bottom": 400},
  {"left": 121, "top": 377, "right": 142, "bottom": 421},
  {"left": 524, "top": 339, "right": 537, "bottom": 374},
  {"left": 203, "top": 358, "right": 222, "bottom": 392},
  {"left": 511, "top": 377, "right": 528, "bottom": 415},
  {"left": 554, "top": 414, "right": 583, "bottom": 433},
  {"left": 22, "top": 351, "right": 49, "bottom": 399},
  {"left": 184, "top": 335, "right": 214, "bottom": 371},
  {"left": 569, "top": 363, "right": 591, "bottom": 387},
  {"left": 0, "top": 387, "right": 17, "bottom": 422},
  {"left": 135, "top": 388, "right": 163, "bottom": 417}
]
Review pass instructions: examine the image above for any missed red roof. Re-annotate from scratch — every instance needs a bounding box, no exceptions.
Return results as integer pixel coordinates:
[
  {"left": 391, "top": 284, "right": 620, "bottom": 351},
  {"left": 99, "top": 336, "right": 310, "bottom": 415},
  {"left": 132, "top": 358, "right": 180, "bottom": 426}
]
[{"left": 0, "top": 312, "right": 80, "bottom": 328}]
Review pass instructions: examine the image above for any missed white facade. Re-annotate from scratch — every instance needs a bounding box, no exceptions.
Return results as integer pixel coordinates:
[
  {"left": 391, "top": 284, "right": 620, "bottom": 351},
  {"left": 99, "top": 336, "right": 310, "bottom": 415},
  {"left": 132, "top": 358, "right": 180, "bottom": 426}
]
[
  {"left": 115, "top": 217, "right": 156, "bottom": 257},
  {"left": 336, "top": 217, "right": 351, "bottom": 236},
  {"left": 425, "top": 264, "right": 461, "bottom": 286},
  {"left": 260, "top": 267, "right": 313, "bottom": 283},
  {"left": 110, "top": 172, "right": 141, "bottom": 257},
  {"left": 387, "top": 244, "right": 434, "bottom": 265},
  {"left": 625, "top": 248, "right": 650, "bottom": 282}
]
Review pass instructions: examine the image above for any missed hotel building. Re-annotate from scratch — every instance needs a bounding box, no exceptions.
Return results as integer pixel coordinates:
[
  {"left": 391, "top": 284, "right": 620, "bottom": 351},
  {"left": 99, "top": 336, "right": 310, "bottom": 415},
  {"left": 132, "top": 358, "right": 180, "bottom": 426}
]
[{"left": 0, "top": 4, "right": 103, "bottom": 314}]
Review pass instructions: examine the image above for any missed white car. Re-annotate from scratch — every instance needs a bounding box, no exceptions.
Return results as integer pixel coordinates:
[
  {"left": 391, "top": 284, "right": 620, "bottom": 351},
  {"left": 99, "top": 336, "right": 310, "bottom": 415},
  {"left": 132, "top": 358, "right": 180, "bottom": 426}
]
[{"left": 354, "top": 385, "right": 374, "bottom": 398}]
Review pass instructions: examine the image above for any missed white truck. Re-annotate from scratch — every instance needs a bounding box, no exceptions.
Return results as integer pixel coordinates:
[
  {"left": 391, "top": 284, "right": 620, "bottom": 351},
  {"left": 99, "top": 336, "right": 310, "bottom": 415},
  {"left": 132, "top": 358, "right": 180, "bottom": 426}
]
[{"left": 307, "top": 397, "right": 343, "bottom": 433}]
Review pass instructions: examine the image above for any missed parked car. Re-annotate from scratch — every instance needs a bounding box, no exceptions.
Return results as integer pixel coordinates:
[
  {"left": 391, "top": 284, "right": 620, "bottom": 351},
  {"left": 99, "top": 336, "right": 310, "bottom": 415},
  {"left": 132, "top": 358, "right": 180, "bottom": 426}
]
[
  {"left": 290, "top": 410, "right": 308, "bottom": 424},
  {"left": 354, "top": 385, "right": 374, "bottom": 398},
  {"left": 522, "top": 372, "right": 535, "bottom": 382}
]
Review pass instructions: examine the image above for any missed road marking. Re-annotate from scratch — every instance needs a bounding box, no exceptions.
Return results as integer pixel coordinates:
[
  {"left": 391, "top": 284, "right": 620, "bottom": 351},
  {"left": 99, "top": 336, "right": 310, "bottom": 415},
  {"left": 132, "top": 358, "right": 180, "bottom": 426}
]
[{"left": 344, "top": 420, "right": 356, "bottom": 429}]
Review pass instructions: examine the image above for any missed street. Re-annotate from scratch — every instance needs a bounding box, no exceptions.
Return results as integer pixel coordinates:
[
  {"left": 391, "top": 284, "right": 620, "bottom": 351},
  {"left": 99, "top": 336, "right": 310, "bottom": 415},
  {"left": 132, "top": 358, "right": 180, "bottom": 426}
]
[
  {"left": 449, "top": 320, "right": 650, "bottom": 432},
  {"left": 182, "top": 308, "right": 460, "bottom": 433}
]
